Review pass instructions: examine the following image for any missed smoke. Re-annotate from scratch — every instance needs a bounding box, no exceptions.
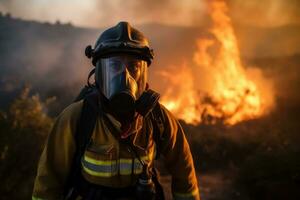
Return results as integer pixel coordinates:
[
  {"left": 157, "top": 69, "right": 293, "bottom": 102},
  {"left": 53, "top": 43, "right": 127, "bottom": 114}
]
[
  {"left": 227, "top": 0, "right": 300, "bottom": 27},
  {"left": 0, "top": 0, "right": 98, "bottom": 26},
  {"left": 0, "top": 14, "right": 104, "bottom": 112},
  {"left": 2, "top": 0, "right": 299, "bottom": 28},
  {"left": 90, "top": 0, "right": 207, "bottom": 27},
  {"left": 0, "top": 0, "right": 207, "bottom": 27}
]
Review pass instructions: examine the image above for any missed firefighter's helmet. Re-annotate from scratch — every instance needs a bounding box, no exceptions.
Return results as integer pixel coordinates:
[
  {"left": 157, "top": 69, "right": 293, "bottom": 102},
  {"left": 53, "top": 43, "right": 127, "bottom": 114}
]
[{"left": 85, "top": 21, "right": 154, "bottom": 66}]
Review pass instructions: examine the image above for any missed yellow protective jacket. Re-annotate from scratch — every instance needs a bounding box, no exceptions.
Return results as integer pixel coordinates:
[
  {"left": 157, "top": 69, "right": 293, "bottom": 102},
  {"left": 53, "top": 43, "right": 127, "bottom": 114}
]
[{"left": 32, "top": 100, "right": 200, "bottom": 200}]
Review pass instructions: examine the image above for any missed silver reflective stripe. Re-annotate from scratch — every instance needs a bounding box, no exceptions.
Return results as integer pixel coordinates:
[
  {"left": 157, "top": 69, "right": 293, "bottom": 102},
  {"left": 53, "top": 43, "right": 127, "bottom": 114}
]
[
  {"left": 119, "top": 161, "right": 133, "bottom": 175},
  {"left": 82, "top": 155, "right": 149, "bottom": 177},
  {"left": 82, "top": 159, "right": 118, "bottom": 173}
]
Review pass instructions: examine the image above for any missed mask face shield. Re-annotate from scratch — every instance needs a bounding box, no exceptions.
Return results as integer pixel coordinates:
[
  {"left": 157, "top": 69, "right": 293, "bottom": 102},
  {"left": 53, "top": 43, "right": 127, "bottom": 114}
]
[
  {"left": 96, "top": 55, "right": 148, "bottom": 99},
  {"left": 95, "top": 55, "right": 148, "bottom": 119}
]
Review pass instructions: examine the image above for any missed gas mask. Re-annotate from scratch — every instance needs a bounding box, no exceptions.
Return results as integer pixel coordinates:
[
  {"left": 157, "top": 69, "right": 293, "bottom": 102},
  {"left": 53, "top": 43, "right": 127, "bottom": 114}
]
[{"left": 95, "top": 55, "right": 159, "bottom": 125}]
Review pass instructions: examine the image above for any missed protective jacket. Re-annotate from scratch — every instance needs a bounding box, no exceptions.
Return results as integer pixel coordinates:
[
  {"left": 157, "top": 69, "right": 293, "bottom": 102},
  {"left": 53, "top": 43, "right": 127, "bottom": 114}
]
[{"left": 32, "top": 100, "right": 200, "bottom": 200}]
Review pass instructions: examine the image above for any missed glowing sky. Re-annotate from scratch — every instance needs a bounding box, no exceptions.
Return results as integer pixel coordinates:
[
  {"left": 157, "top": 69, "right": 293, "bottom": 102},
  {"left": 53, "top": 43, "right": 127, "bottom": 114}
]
[{"left": 0, "top": 0, "right": 299, "bottom": 28}]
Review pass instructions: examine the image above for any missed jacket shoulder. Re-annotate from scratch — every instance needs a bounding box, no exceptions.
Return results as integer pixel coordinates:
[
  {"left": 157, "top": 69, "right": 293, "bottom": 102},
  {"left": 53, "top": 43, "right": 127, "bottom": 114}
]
[
  {"left": 150, "top": 102, "right": 179, "bottom": 137},
  {"left": 55, "top": 100, "right": 84, "bottom": 127},
  {"left": 156, "top": 102, "right": 177, "bottom": 123}
]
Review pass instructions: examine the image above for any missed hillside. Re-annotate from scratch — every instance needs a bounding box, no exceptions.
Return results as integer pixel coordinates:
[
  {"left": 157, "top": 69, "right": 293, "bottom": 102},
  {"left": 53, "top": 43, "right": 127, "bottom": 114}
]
[{"left": 1, "top": 15, "right": 300, "bottom": 114}]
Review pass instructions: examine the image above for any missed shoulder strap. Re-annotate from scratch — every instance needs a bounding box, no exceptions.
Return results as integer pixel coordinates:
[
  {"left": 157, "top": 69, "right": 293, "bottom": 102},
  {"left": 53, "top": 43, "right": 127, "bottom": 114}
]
[
  {"left": 75, "top": 91, "right": 99, "bottom": 154},
  {"left": 150, "top": 103, "right": 165, "bottom": 159},
  {"left": 73, "top": 85, "right": 97, "bottom": 102},
  {"left": 64, "top": 92, "right": 100, "bottom": 197}
]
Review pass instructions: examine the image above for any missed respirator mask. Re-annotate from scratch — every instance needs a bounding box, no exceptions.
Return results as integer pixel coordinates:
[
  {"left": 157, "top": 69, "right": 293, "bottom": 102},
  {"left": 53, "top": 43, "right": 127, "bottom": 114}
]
[{"left": 95, "top": 55, "right": 159, "bottom": 126}]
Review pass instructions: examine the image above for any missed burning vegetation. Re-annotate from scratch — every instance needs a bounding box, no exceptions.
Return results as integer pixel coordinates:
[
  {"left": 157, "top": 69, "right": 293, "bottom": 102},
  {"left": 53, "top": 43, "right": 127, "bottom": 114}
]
[{"left": 160, "top": 0, "right": 274, "bottom": 125}]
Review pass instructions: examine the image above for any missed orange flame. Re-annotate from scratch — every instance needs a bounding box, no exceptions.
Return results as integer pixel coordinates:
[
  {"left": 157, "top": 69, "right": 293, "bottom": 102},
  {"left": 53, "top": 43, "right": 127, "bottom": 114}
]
[
  {"left": 159, "top": 64, "right": 201, "bottom": 124},
  {"left": 160, "top": 0, "right": 274, "bottom": 125}
]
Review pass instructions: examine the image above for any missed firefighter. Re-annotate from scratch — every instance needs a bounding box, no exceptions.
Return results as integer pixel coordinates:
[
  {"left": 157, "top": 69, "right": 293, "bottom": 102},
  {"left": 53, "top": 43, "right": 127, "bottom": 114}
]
[{"left": 32, "top": 21, "right": 200, "bottom": 200}]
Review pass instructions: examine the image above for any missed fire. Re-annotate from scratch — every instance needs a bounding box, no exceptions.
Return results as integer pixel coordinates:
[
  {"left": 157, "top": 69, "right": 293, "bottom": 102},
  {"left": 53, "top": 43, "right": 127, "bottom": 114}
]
[
  {"left": 160, "top": 0, "right": 274, "bottom": 125},
  {"left": 159, "top": 64, "right": 201, "bottom": 124}
]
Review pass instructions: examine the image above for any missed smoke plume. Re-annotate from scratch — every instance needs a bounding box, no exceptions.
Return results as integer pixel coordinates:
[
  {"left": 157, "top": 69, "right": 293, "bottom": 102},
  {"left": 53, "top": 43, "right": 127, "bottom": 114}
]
[{"left": 1, "top": 0, "right": 299, "bottom": 28}]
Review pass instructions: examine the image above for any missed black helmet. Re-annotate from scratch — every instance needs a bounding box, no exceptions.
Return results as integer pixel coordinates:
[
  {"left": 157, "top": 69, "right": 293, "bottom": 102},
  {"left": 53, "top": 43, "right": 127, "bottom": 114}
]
[{"left": 85, "top": 21, "right": 154, "bottom": 66}]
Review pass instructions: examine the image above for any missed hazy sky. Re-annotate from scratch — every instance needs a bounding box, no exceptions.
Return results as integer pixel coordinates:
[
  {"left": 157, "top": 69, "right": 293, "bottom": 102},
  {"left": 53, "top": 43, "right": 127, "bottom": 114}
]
[{"left": 0, "top": 0, "right": 299, "bottom": 28}]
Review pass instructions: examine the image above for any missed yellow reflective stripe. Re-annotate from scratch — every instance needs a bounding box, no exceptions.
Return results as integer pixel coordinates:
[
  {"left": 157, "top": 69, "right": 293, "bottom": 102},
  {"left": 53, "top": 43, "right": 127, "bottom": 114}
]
[
  {"left": 120, "top": 169, "right": 132, "bottom": 175},
  {"left": 140, "top": 155, "right": 149, "bottom": 162},
  {"left": 83, "top": 155, "right": 152, "bottom": 177},
  {"left": 119, "top": 159, "right": 133, "bottom": 175},
  {"left": 119, "top": 158, "right": 132, "bottom": 164},
  {"left": 32, "top": 196, "right": 44, "bottom": 200},
  {"left": 82, "top": 165, "right": 117, "bottom": 177},
  {"left": 84, "top": 155, "right": 115, "bottom": 165},
  {"left": 134, "top": 168, "right": 143, "bottom": 174},
  {"left": 85, "top": 156, "right": 149, "bottom": 165},
  {"left": 173, "top": 188, "right": 199, "bottom": 198}
]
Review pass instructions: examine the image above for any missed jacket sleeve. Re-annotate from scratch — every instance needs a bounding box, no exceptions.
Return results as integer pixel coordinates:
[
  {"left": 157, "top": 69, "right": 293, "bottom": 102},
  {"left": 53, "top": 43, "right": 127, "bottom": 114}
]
[
  {"left": 32, "top": 101, "right": 82, "bottom": 200},
  {"left": 159, "top": 105, "right": 200, "bottom": 200}
]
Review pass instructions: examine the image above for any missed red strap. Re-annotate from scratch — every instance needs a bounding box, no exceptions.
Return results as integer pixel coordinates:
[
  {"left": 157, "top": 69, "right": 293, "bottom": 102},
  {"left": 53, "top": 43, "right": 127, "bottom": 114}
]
[{"left": 120, "top": 123, "right": 132, "bottom": 139}]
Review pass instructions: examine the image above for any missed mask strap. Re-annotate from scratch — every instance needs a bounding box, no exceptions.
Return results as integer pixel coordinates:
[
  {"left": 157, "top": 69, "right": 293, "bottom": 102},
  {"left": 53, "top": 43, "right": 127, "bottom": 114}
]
[{"left": 87, "top": 68, "right": 96, "bottom": 87}]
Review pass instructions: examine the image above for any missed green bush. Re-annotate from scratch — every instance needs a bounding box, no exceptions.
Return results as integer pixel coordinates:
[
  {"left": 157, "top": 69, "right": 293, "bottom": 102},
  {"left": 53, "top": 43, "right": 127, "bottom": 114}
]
[{"left": 0, "top": 87, "right": 53, "bottom": 199}]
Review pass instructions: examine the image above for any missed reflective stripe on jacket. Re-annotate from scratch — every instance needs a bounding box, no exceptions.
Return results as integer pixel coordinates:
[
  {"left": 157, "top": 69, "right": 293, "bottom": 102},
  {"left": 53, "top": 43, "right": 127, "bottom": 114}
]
[{"left": 32, "top": 100, "right": 200, "bottom": 200}]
